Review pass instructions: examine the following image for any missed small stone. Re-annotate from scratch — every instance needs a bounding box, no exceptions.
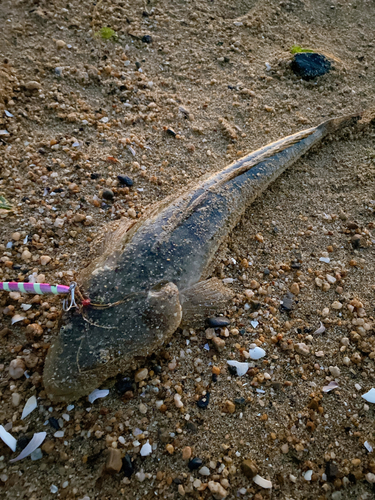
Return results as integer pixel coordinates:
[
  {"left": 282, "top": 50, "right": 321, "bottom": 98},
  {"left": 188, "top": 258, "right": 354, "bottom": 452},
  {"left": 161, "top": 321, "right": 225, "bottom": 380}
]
[
  {"left": 250, "top": 280, "right": 260, "bottom": 289},
  {"left": 188, "top": 458, "right": 203, "bottom": 471},
  {"left": 42, "top": 441, "right": 55, "bottom": 454},
  {"left": 326, "top": 274, "right": 336, "bottom": 284},
  {"left": 281, "top": 444, "right": 289, "bottom": 454},
  {"left": 73, "top": 213, "right": 86, "bottom": 222},
  {"left": 321, "top": 307, "right": 330, "bottom": 317},
  {"left": 105, "top": 448, "right": 123, "bottom": 473},
  {"left": 134, "top": 368, "right": 148, "bottom": 382},
  {"left": 329, "top": 366, "right": 341, "bottom": 377},
  {"left": 40, "top": 255, "right": 51, "bottom": 266},
  {"left": 366, "top": 473, "right": 375, "bottom": 483},
  {"left": 123, "top": 454, "right": 134, "bottom": 477},
  {"left": 255, "top": 233, "right": 264, "bottom": 243},
  {"left": 223, "top": 400, "right": 235, "bottom": 414},
  {"left": 128, "top": 208, "right": 137, "bottom": 219},
  {"left": 142, "top": 34, "right": 153, "bottom": 43},
  {"left": 208, "top": 481, "right": 227, "bottom": 499},
  {"left": 54, "top": 218, "right": 65, "bottom": 228},
  {"left": 315, "top": 277, "right": 323, "bottom": 287},
  {"left": 117, "top": 175, "right": 133, "bottom": 186},
  {"left": 25, "top": 81, "right": 41, "bottom": 91},
  {"left": 199, "top": 466, "right": 210, "bottom": 476},
  {"left": 174, "top": 394, "right": 183, "bottom": 408},
  {"left": 207, "top": 317, "right": 230, "bottom": 328},
  {"left": 290, "top": 283, "right": 300, "bottom": 295},
  {"left": 291, "top": 52, "right": 331, "bottom": 80},
  {"left": 326, "top": 462, "right": 339, "bottom": 481},
  {"left": 182, "top": 446, "right": 192, "bottom": 460},
  {"left": 9, "top": 358, "right": 26, "bottom": 379},
  {"left": 295, "top": 343, "right": 310, "bottom": 356},
  {"left": 30, "top": 448, "right": 43, "bottom": 461},
  {"left": 102, "top": 189, "right": 114, "bottom": 201},
  {"left": 212, "top": 337, "right": 226, "bottom": 351},
  {"left": 11, "top": 393, "right": 22, "bottom": 407},
  {"left": 25, "top": 323, "right": 43, "bottom": 340},
  {"left": 166, "top": 444, "right": 174, "bottom": 454},
  {"left": 22, "top": 249, "right": 32, "bottom": 260},
  {"left": 241, "top": 459, "right": 259, "bottom": 479},
  {"left": 281, "top": 294, "right": 293, "bottom": 311},
  {"left": 331, "top": 301, "right": 343, "bottom": 310},
  {"left": 11, "top": 232, "right": 21, "bottom": 241},
  {"left": 55, "top": 40, "right": 66, "bottom": 49}
]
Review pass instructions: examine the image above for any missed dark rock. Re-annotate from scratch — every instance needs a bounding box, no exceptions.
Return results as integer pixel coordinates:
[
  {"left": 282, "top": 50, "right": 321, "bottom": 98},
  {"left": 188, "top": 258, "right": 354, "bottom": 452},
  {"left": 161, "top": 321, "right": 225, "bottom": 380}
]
[
  {"left": 351, "top": 234, "right": 362, "bottom": 249},
  {"left": 117, "top": 175, "right": 134, "bottom": 187},
  {"left": 325, "top": 462, "right": 339, "bottom": 481},
  {"left": 234, "top": 397, "right": 246, "bottom": 406},
  {"left": 241, "top": 459, "right": 259, "bottom": 479},
  {"left": 142, "top": 34, "right": 153, "bottom": 43},
  {"left": 91, "top": 173, "right": 100, "bottom": 179},
  {"left": 250, "top": 300, "right": 261, "bottom": 311},
  {"left": 166, "top": 128, "right": 176, "bottom": 137},
  {"left": 158, "top": 428, "right": 170, "bottom": 443},
  {"left": 197, "top": 392, "right": 210, "bottom": 409},
  {"left": 291, "top": 261, "right": 301, "bottom": 269},
  {"left": 115, "top": 376, "right": 134, "bottom": 395},
  {"left": 48, "top": 417, "right": 60, "bottom": 430},
  {"left": 207, "top": 317, "right": 230, "bottom": 328},
  {"left": 263, "top": 268, "right": 270, "bottom": 275},
  {"left": 16, "top": 435, "right": 31, "bottom": 451},
  {"left": 280, "top": 293, "right": 294, "bottom": 312},
  {"left": 186, "top": 422, "right": 198, "bottom": 433},
  {"left": 228, "top": 365, "right": 238, "bottom": 376},
  {"left": 122, "top": 454, "right": 134, "bottom": 477},
  {"left": 102, "top": 189, "right": 114, "bottom": 201},
  {"left": 135, "top": 61, "right": 141, "bottom": 69},
  {"left": 173, "top": 478, "right": 182, "bottom": 485},
  {"left": 188, "top": 457, "right": 203, "bottom": 471},
  {"left": 347, "top": 222, "right": 359, "bottom": 230},
  {"left": 105, "top": 448, "right": 122, "bottom": 474},
  {"left": 291, "top": 52, "right": 331, "bottom": 80},
  {"left": 212, "top": 373, "right": 218, "bottom": 383}
]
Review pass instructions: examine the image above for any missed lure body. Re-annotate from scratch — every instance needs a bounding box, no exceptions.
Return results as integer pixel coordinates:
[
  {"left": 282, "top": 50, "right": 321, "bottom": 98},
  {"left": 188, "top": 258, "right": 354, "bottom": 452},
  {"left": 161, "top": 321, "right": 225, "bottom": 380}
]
[
  {"left": 0, "top": 282, "right": 70, "bottom": 295},
  {"left": 43, "top": 113, "right": 362, "bottom": 401}
]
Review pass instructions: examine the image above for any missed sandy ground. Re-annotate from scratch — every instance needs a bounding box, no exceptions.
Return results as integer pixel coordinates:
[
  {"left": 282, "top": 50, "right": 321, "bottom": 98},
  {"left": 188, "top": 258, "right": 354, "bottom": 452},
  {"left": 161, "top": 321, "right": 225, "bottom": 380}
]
[{"left": 1, "top": 0, "right": 375, "bottom": 498}]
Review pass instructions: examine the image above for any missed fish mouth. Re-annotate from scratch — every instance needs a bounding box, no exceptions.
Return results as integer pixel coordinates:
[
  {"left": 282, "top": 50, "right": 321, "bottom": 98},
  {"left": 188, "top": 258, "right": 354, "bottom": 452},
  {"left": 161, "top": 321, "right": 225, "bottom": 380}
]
[{"left": 43, "top": 282, "right": 182, "bottom": 402}]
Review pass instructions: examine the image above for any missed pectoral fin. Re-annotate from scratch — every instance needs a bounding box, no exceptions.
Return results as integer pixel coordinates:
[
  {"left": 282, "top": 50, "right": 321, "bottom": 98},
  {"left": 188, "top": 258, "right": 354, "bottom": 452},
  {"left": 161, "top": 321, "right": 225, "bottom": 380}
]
[{"left": 180, "top": 278, "right": 234, "bottom": 327}]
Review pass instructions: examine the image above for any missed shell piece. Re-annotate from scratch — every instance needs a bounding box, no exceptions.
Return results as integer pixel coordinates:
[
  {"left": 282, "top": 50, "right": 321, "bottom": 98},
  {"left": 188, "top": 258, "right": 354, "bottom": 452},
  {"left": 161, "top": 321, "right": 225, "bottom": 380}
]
[
  {"left": 362, "top": 388, "right": 375, "bottom": 404},
  {"left": 227, "top": 360, "right": 249, "bottom": 377},
  {"left": 10, "top": 432, "right": 47, "bottom": 462},
  {"left": 314, "top": 322, "right": 326, "bottom": 334},
  {"left": 249, "top": 347, "right": 266, "bottom": 360},
  {"left": 253, "top": 474, "right": 272, "bottom": 489},
  {"left": 21, "top": 395, "right": 37, "bottom": 420},
  {"left": 88, "top": 389, "right": 109, "bottom": 404},
  {"left": 11, "top": 314, "right": 25, "bottom": 325},
  {"left": 323, "top": 381, "right": 339, "bottom": 393},
  {"left": 304, "top": 470, "right": 313, "bottom": 481},
  {"left": 140, "top": 440, "right": 152, "bottom": 457},
  {"left": 0, "top": 425, "right": 17, "bottom": 452}
]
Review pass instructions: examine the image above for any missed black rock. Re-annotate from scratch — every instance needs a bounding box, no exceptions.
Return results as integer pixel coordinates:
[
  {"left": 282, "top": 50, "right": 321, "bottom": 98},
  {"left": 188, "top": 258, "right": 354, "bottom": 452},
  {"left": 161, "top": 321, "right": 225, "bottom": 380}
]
[
  {"left": 197, "top": 392, "right": 210, "bottom": 409},
  {"left": 280, "top": 293, "right": 294, "bottom": 312},
  {"left": 166, "top": 128, "right": 176, "bottom": 137},
  {"left": 207, "top": 317, "right": 230, "bottom": 328},
  {"left": 117, "top": 175, "right": 134, "bottom": 187},
  {"left": 325, "top": 462, "right": 339, "bottom": 482},
  {"left": 16, "top": 435, "right": 31, "bottom": 451},
  {"left": 91, "top": 173, "right": 100, "bottom": 179},
  {"left": 122, "top": 454, "right": 135, "bottom": 477},
  {"left": 263, "top": 268, "right": 270, "bottom": 275},
  {"left": 48, "top": 417, "right": 60, "bottom": 430},
  {"left": 234, "top": 397, "right": 246, "bottom": 406},
  {"left": 228, "top": 365, "right": 238, "bottom": 376},
  {"left": 188, "top": 458, "right": 203, "bottom": 470},
  {"left": 186, "top": 422, "right": 198, "bottom": 433},
  {"left": 212, "top": 373, "right": 218, "bottom": 383},
  {"left": 135, "top": 61, "right": 141, "bottom": 69},
  {"left": 142, "top": 34, "right": 153, "bottom": 44},
  {"left": 116, "top": 376, "right": 134, "bottom": 395},
  {"left": 173, "top": 478, "right": 183, "bottom": 485},
  {"left": 291, "top": 53, "right": 331, "bottom": 80},
  {"left": 102, "top": 189, "right": 114, "bottom": 201}
]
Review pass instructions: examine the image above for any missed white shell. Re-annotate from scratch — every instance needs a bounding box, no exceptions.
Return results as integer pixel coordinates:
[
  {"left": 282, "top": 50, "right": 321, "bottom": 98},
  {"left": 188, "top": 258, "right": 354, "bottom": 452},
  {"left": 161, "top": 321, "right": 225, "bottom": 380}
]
[
  {"left": 253, "top": 474, "right": 272, "bottom": 489},
  {"left": 323, "top": 381, "right": 339, "bottom": 393},
  {"left": 140, "top": 440, "right": 152, "bottom": 457},
  {"left": 88, "top": 389, "right": 109, "bottom": 403},
  {"left": 314, "top": 322, "right": 326, "bottom": 334},
  {"left": 362, "top": 388, "right": 375, "bottom": 404},
  {"left": 364, "top": 441, "right": 373, "bottom": 453},
  {"left": 227, "top": 361, "right": 249, "bottom": 377},
  {"left": 10, "top": 432, "right": 46, "bottom": 462},
  {"left": 0, "top": 425, "right": 17, "bottom": 452},
  {"left": 304, "top": 470, "right": 313, "bottom": 481},
  {"left": 21, "top": 395, "right": 37, "bottom": 420},
  {"left": 249, "top": 347, "right": 266, "bottom": 360},
  {"left": 11, "top": 314, "right": 25, "bottom": 325}
]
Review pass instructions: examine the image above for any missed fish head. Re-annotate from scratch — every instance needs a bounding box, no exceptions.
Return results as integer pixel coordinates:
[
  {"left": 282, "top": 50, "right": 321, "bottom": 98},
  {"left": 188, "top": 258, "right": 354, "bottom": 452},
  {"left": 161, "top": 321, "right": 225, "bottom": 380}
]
[{"left": 43, "top": 281, "right": 182, "bottom": 401}]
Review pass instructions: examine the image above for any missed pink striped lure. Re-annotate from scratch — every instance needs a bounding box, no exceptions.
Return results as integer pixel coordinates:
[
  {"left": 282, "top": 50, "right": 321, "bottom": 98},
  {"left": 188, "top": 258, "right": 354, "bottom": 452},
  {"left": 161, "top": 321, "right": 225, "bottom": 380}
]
[{"left": 0, "top": 281, "right": 78, "bottom": 311}]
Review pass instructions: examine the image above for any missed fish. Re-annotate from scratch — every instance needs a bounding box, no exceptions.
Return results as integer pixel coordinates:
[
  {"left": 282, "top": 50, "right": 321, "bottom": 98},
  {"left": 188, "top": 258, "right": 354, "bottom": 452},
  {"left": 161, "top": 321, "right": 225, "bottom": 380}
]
[{"left": 43, "top": 112, "right": 365, "bottom": 401}]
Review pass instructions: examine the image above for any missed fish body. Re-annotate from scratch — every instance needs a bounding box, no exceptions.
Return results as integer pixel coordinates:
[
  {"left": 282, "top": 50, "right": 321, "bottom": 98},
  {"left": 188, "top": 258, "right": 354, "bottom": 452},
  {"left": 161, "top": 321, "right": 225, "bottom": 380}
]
[{"left": 43, "top": 113, "right": 362, "bottom": 401}]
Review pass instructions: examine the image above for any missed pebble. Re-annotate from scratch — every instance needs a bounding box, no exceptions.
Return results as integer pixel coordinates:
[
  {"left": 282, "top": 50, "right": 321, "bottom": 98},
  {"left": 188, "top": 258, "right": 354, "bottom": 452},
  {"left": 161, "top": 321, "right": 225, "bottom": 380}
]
[
  {"left": 117, "top": 175, "right": 134, "bottom": 186},
  {"left": 55, "top": 40, "right": 66, "bottom": 49},
  {"left": 11, "top": 393, "right": 22, "bottom": 407},
  {"left": 291, "top": 52, "right": 331, "bottom": 79},
  {"left": 331, "top": 301, "right": 343, "bottom": 310},
  {"left": 207, "top": 481, "right": 227, "bottom": 499},
  {"left": 188, "top": 457, "right": 203, "bottom": 471},
  {"left": 9, "top": 358, "right": 26, "bottom": 379},
  {"left": 241, "top": 459, "right": 259, "bottom": 479},
  {"left": 123, "top": 454, "right": 134, "bottom": 477},
  {"left": 182, "top": 446, "right": 192, "bottom": 460},
  {"left": 212, "top": 337, "right": 226, "bottom": 351},
  {"left": 22, "top": 249, "right": 31, "bottom": 261},
  {"left": 329, "top": 366, "right": 341, "bottom": 377},
  {"left": 102, "top": 189, "right": 114, "bottom": 201},
  {"left": 281, "top": 444, "right": 289, "bottom": 454},
  {"left": 174, "top": 394, "right": 184, "bottom": 408},
  {"left": 140, "top": 440, "right": 152, "bottom": 457},
  {"left": 197, "top": 392, "right": 210, "bottom": 409},
  {"left": 199, "top": 466, "right": 210, "bottom": 476},
  {"left": 105, "top": 448, "right": 123, "bottom": 473},
  {"left": 40, "top": 255, "right": 51, "bottom": 266},
  {"left": 290, "top": 283, "right": 300, "bottom": 295},
  {"left": 128, "top": 208, "right": 137, "bottom": 219},
  {"left": 25, "top": 81, "right": 41, "bottom": 91},
  {"left": 30, "top": 448, "right": 43, "bottom": 461},
  {"left": 207, "top": 317, "right": 230, "bottom": 327},
  {"left": 134, "top": 368, "right": 148, "bottom": 382},
  {"left": 223, "top": 400, "right": 236, "bottom": 414},
  {"left": 295, "top": 343, "right": 310, "bottom": 356},
  {"left": 142, "top": 34, "right": 153, "bottom": 43}
]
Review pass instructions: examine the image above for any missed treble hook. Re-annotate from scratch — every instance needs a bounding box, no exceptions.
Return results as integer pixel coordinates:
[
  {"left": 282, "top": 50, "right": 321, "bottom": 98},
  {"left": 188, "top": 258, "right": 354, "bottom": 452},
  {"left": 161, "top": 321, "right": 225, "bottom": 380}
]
[{"left": 62, "top": 282, "right": 78, "bottom": 311}]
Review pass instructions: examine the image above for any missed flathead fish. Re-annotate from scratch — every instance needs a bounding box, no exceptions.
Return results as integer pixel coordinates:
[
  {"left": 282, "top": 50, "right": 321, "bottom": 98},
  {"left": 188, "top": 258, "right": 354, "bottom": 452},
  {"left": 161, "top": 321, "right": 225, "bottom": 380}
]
[{"left": 43, "top": 112, "right": 363, "bottom": 401}]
